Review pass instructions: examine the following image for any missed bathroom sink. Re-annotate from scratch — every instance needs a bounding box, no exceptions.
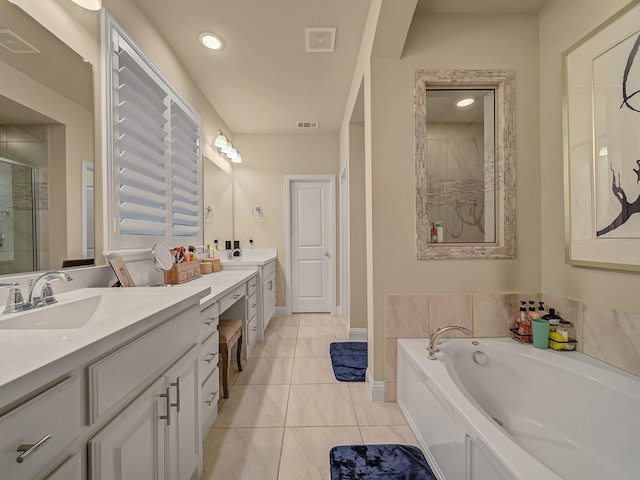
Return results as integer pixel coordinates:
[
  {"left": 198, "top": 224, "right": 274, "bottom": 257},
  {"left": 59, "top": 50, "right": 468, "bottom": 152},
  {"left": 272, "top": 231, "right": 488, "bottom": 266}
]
[
  {"left": 0, "top": 295, "right": 102, "bottom": 330},
  {"left": 0, "top": 289, "right": 168, "bottom": 330}
]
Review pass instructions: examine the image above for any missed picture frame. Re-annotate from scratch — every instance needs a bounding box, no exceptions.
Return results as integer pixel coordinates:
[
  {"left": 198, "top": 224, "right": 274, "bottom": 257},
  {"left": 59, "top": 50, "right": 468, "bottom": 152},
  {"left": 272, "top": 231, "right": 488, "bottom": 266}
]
[{"left": 563, "top": 0, "right": 640, "bottom": 270}]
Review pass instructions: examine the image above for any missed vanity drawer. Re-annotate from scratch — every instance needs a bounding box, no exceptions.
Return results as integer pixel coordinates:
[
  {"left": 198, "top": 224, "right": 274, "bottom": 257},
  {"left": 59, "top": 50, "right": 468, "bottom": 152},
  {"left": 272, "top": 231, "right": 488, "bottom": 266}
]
[
  {"left": 248, "top": 292, "right": 257, "bottom": 322},
  {"left": 201, "top": 330, "right": 219, "bottom": 383},
  {"left": 200, "top": 302, "right": 219, "bottom": 342},
  {"left": 46, "top": 452, "right": 82, "bottom": 480},
  {"left": 247, "top": 316, "right": 259, "bottom": 352},
  {"left": 88, "top": 307, "right": 199, "bottom": 424},
  {"left": 0, "top": 376, "right": 80, "bottom": 480},
  {"left": 219, "top": 285, "right": 245, "bottom": 314},
  {"left": 247, "top": 278, "right": 258, "bottom": 297},
  {"left": 201, "top": 368, "right": 219, "bottom": 433}
]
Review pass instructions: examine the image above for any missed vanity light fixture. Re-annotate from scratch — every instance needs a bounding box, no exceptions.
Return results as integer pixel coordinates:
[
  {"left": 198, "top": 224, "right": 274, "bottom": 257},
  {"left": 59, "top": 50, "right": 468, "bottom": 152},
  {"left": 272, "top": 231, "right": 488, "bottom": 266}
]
[
  {"left": 456, "top": 97, "right": 475, "bottom": 108},
  {"left": 214, "top": 130, "right": 242, "bottom": 164},
  {"left": 70, "top": 0, "right": 102, "bottom": 11},
  {"left": 199, "top": 32, "right": 224, "bottom": 51}
]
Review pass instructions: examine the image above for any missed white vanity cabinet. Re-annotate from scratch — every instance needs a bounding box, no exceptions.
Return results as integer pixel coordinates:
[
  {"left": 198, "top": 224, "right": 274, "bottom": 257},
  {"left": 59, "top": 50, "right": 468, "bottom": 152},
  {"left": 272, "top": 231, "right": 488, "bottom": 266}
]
[
  {"left": 221, "top": 254, "right": 277, "bottom": 340},
  {"left": 89, "top": 345, "right": 200, "bottom": 480}
]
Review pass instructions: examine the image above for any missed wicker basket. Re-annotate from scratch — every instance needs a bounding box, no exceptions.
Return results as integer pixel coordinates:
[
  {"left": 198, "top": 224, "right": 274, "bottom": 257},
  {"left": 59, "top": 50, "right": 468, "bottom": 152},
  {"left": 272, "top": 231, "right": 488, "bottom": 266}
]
[{"left": 201, "top": 258, "right": 221, "bottom": 272}]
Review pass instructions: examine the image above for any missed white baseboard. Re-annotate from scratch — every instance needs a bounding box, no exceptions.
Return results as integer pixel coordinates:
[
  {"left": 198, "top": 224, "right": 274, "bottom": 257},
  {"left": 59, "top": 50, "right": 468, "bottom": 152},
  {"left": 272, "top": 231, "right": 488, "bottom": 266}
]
[
  {"left": 366, "top": 368, "right": 385, "bottom": 402},
  {"left": 348, "top": 328, "right": 367, "bottom": 342},
  {"left": 274, "top": 306, "right": 288, "bottom": 317}
]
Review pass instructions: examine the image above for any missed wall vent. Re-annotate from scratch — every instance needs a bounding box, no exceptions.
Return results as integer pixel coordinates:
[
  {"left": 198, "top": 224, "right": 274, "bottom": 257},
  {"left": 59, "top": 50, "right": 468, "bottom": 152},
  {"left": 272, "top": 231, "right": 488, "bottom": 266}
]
[
  {"left": 0, "top": 29, "right": 40, "bottom": 54},
  {"left": 305, "top": 27, "right": 336, "bottom": 53},
  {"left": 297, "top": 121, "right": 319, "bottom": 129}
]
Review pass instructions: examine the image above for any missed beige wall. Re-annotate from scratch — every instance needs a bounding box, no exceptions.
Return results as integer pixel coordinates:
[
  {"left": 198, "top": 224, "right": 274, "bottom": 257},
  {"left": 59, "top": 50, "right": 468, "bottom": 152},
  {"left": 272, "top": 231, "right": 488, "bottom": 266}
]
[
  {"left": 367, "top": 12, "right": 541, "bottom": 381},
  {"left": 233, "top": 134, "right": 340, "bottom": 307},
  {"left": 539, "top": 0, "right": 640, "bottom": 314},
  {"left": 348, "top": 123, "right": 367, "bottom": 329}
]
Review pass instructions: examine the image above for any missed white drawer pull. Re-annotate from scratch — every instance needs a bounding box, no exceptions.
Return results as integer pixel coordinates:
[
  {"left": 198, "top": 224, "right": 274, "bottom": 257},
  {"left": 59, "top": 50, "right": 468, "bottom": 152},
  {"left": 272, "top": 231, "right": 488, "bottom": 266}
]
[
  {"left": 16, "top": 434, "right": 52, "bottom": 464},
  {"left": 204, "top": 353, "right": 217, "bottom": 364},
  {"left": 160, "top": 387, "right": 171, "bottom": 426},
  {"left": 205, "top": 391, "right": 218, "bottom": 406},
  {"left": 232, "top": 294, "right": 241, "bottom": 300},
  {"left": 171, "top": 377, "right": 181, "bottom": 413},
  {"left": 204, "top": 319, "right": 216, "bottom": 326}
]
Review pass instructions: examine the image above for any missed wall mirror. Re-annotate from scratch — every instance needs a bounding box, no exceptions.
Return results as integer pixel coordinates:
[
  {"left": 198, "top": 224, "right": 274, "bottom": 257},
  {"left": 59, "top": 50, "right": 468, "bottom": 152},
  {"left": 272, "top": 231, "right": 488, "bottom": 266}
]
[
  {"left": 0, "top": 1, "right": 94, "bottom": 275},
  {"left": 203, "top": 155, "right": 234, "bottom": 246},
  {"left": 415, "top": 69, "right": 516, "bottom": 259}
]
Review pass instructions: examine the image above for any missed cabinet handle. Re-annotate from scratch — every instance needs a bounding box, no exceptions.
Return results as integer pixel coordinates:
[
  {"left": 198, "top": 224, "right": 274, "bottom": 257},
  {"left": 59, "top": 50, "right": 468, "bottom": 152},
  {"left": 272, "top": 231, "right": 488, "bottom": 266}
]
[
  {"left": 232, "top": 294, "right": 241, "bottom": 300},
  {"left": 171, "top": 377, "right": 181, "bottom": 413},
  {"left": 160, "top": 387, "right": 171, "bottom": 426},
  {"left": 204, "top": 318, "right": 216, "bottom": 326},
  {"left": 206, "top": 391, "right": 218, "bottom": 406},
  {"left": 268, "top": 280, "right": 273, "bottom": 290},
  {"left": 16, "top": 434, "right": 52, "bottom": 464},
  {"left": 252, "top": 325, "right": 257, "bottom": 332},
  {"left": 204, "top": 353, "right": 217, "bottom": 364},
  {"left": 251, "top": 303, "right": 256, "bottom": 308}
]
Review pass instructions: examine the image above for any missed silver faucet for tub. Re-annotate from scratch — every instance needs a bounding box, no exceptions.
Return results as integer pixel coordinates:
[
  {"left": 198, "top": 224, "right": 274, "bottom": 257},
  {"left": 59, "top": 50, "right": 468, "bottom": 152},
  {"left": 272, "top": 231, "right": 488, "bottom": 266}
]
[{"left": 427, "top": 325, "right": 472, "bottom": 360}]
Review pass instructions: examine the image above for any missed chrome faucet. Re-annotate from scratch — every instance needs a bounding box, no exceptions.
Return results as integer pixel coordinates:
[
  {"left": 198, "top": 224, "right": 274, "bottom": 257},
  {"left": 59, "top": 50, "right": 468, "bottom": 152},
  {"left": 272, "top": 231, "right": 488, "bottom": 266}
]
[
  {"left": 1, "top": 282, "right": 24, "bottom": 314},
  {"left": 26, "top": 271, "right": 73, "bottom": 309},
  {"left": 427, "top": 325, "right": 472, "bottom": 360}
]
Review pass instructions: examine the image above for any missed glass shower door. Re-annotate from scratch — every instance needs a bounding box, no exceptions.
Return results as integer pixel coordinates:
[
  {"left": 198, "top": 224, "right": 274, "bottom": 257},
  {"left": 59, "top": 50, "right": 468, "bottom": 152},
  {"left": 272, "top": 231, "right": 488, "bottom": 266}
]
[{"left": 0, "top": 157, "right": 37, "bottom": 274}]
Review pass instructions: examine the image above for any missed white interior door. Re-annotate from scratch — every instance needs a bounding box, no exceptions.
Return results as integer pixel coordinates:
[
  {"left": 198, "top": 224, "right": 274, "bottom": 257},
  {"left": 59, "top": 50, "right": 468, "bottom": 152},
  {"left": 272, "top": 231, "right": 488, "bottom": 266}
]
[{"left": 288, "top": 176, "right": 335, "bottom": 313}]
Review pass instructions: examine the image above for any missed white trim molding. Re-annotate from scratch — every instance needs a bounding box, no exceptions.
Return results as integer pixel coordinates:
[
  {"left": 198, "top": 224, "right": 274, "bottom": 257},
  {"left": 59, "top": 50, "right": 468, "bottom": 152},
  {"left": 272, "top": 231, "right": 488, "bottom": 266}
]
[
  {"left": 348, "top": 328, "right": 367, "bottom": 342},
  {"left": 366, "top": 368, "right": 385, "bottom": 403}
]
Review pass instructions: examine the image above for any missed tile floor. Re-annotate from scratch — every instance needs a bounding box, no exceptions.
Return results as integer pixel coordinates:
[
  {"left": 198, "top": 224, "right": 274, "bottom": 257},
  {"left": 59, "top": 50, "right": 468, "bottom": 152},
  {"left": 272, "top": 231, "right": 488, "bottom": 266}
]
[{"left": 202, "top": 313, "right": 419, "bottom": 480}]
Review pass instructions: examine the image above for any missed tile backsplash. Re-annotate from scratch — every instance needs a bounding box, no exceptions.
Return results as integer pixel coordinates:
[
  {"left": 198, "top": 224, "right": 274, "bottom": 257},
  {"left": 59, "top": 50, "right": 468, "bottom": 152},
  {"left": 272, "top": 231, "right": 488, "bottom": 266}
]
[{"left": 384, "top": 292, "right": 640, "bottom": 401}]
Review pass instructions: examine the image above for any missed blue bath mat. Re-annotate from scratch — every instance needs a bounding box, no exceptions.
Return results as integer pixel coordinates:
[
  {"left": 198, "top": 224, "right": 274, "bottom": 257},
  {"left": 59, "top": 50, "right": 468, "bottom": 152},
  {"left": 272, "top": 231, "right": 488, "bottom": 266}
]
[
  {"left": 330, "top": 342, "right": 367, "bottom": 382},
  {"left": 329, "top": 444, "right": 436, "bottom": 480}
]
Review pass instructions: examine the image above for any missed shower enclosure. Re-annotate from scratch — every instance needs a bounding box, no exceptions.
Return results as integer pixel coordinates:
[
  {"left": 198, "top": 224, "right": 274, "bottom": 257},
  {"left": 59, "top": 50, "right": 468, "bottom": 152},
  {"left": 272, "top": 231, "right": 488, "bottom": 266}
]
[{"left": 0, "top": 156, "right": 40, "bottom": 274}]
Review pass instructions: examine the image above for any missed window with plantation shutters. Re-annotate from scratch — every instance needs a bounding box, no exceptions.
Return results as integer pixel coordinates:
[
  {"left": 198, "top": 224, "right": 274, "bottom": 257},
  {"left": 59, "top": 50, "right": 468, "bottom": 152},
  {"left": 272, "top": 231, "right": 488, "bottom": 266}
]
[{"left": 105, "top": 16, "right": 201, "bottom": 252}]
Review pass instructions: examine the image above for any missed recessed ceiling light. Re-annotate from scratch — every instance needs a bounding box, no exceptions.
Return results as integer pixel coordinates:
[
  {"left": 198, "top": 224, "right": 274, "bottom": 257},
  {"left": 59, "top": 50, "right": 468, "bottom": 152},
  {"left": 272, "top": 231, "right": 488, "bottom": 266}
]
[
  {"left": 456, "top": 98, "right": 475, "bottom": 108},
  {"left": 199, "top": 32, "right": 224, "bottom": 51}
]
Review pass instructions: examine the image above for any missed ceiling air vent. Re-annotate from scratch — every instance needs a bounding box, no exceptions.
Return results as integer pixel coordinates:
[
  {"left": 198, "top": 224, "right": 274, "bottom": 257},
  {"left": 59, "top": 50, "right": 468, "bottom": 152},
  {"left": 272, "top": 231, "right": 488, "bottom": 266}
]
[
  {"left": 305, "top": 27, "right": 336, "bottom": 53},
  {"left": 0, "top": 29, "right": 40, "bottom": 54},
  {"left": 297, "top": 121, "right": 319, "bottom": 129}
]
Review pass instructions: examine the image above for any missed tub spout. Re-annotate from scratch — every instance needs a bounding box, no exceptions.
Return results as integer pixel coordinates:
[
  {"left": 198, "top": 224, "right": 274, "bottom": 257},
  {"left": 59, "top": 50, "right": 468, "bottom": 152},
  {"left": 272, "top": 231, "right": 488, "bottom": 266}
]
[{"left": 427, "top": 325, "right": 472, "bottom": 360}]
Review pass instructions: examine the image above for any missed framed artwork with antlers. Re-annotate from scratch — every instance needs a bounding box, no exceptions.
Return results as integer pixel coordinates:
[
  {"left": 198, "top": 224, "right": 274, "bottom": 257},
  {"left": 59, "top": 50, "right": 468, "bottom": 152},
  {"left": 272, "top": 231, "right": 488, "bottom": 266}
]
[{"left": 564, "top": 0, "right": 640, "bottom": 270}]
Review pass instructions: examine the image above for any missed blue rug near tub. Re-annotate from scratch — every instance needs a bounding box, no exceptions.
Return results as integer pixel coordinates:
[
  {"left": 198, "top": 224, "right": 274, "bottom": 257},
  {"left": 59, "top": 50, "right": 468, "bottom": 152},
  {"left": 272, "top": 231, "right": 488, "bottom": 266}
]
[
  {"left": 329, "top": 444, "right": 436, "bottom": 480},
  {"left": 330, "top": 342, "right": 367, "bottom": 382}
]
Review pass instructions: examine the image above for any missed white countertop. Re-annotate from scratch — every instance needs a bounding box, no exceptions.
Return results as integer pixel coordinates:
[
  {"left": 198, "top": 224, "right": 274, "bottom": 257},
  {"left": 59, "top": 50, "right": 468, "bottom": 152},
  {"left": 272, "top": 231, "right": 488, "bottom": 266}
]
[
  {"left": 0, "top": 286, "right": 209, "bottom": 404},
  {"left": 172, "top": 269, "right": 258, "bottom": 306},
  {"left": 218, "top": 248, "right": 277, "bottom": 267},
  {"left": 0, "top": 268, "right": 259, "bottom": 409}
]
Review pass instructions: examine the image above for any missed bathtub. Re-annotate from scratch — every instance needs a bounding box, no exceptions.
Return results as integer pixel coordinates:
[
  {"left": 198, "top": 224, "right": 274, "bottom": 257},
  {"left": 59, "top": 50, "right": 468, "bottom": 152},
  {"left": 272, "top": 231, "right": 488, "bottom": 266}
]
[{"left": 396, "top": 338, "right": 640, "bottom": 480}]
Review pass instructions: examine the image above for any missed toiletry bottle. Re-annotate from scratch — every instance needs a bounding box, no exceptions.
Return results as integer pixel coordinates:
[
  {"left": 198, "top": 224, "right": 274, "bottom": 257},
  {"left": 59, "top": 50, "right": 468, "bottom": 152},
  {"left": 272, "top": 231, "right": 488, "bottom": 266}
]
[
  {"left": 516, "top": 301, "right": 526, "bottom": 330},
  {"left": 436, "top": 221, "right": 444, "bottom": 243},
  {"left": 538, "top": 301, "right": 547, "bottom": 317},
  {"left": 542, "top": 307, "right": 562, "bottom": 332},
  {"left": 431, "top": 223, "right": 438, "bottom": 243}
]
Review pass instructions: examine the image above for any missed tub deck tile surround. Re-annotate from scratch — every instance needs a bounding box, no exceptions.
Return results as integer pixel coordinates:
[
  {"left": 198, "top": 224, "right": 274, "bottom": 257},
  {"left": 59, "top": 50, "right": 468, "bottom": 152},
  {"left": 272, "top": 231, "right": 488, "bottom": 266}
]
[
  {"left": 581, "top": 304, "right": 640, "bottom": 376},
  {"left": 384, "top": 292, "right": 640, "bottom": 401}
]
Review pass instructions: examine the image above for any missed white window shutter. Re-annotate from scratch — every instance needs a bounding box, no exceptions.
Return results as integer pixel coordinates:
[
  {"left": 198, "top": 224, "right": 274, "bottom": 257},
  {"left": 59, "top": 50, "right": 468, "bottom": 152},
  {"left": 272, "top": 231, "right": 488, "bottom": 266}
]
[{"left": 106, "top": 20, "right": 201, "bottom": 251}]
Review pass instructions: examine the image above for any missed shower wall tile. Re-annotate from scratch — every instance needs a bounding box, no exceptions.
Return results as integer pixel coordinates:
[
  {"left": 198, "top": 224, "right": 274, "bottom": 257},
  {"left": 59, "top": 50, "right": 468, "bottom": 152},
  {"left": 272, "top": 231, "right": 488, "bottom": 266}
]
[
  {"left": 6, "top": 125, "right": 48, "bottom": 142},
  {"left": 384, "top": 294, "right": 430, "bottom": 339},
  {"left": 582, "top": 305, "right": 640, "bottom": 376}
]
